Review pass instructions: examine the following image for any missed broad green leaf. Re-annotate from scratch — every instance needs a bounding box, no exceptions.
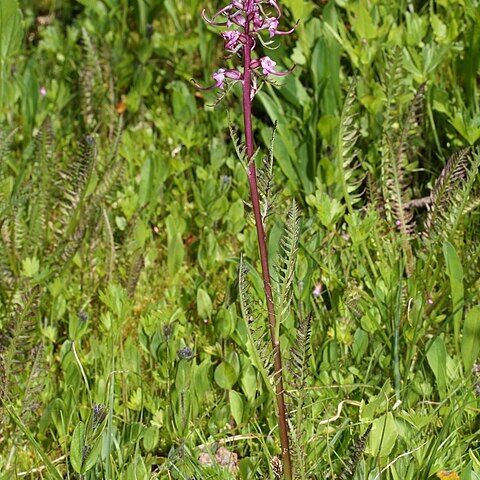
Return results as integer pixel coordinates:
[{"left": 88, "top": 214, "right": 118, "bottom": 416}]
[
  {"left": 142, "top": 426, "right": 159, "bottom": 452},
  {"left": 176, "top": 359, "right": 192, "bottom": 391},
  {"left": 197, "top": 288, "right": 213, "bottom": 320},
  {"left": 443, "top": 241, "right": 464, "bottom": 351},
  {"left": 360, "top": 379, "right": 391, "bottom": 420},
  {"left": 0, "top": 1, "right": 22, "bottom": 59},
  {"left": 462, "top": 306, "right": 480, "bottom": 373},
  {"left": 168, "top": 233, "right": 184, "bottom": 277},
  {"left": 427, "top": 336, "right": 447, "bottom": 398},
  {"left": 240, "top": 363, "right": 257, "bottom": 403},
  {"left": 214, "top": 361, "right": 238, "bottom": 390},
  {"left": 82, "top": 435, "right": 102, "bottom": 473},
  {"left": 70, "top": 421, "right": 85, "bottom": 473},
  {"left": 368, "top": 413, "right": 398, "bottom": 458},
  {"left": 229, "top": 390, "right": 244, "bottom": 425}
]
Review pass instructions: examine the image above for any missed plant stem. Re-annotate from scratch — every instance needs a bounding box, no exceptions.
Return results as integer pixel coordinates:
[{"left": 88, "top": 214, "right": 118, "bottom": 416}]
[{"left": 242, "top": 9, "right": 292, "bottom": 479}]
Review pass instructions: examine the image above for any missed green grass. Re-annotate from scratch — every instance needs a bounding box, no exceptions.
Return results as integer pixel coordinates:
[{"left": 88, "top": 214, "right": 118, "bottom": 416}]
[{"left": 1, "top": 0, "right": 480, "bottom": 478}]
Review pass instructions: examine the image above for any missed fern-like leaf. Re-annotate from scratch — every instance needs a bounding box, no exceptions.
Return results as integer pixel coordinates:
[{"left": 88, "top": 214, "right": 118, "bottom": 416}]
[
  {"left": 337, "top": 79, "right": 364, "bottom": 212},
  {"left": 425, "top": 149, "right": 479, "bottom": 245},
  {"left": 424, "top": 148, "right": 470, "bottom": 237},
  {"left": 238, "top": 256, "right": 275, "bottom": 395},
  {"left": 337, "top": 425, "right": 372, "bottom": 480},
  {"left": 257, "top": 123, "right": 277, "bottom": 226},
  {"left": 273, "top": 200, "right": 300, "bottom": 330}
]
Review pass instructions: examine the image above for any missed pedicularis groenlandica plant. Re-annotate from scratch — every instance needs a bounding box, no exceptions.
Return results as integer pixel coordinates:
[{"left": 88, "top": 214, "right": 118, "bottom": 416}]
[{"left": 194, "top": 0, "right": 297, "bottom": 478}]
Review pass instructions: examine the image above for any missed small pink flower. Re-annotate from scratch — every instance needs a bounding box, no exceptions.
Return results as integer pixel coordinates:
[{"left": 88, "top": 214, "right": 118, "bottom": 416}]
[
  {"left": 313, "top": 283, "right": 322, "bottom": 298},
  {"left": 212, "top": 68, "right": 242, "bottom": 89},
  {"left": 40, "top": 86, "right": 47, "bottom": 97},
  {"left": 427, "top": 297, "right": 433, "bottom": 305},
  {"left": 395, "top": 220, "right": 401, "bottom": 226},
  {"left": 263, "top": 17, "right": 279, "bottom": 37},
  {"left": 260, "top": 56, "right": 277, "bottom": 74},
  {"left": 222, "top": 30, "right": 241, "bottom": 50}
]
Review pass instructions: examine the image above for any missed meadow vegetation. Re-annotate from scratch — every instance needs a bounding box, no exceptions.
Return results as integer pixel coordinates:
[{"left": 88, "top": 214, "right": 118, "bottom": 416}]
[{"left": 0, "top": 0, "right": 480, "bottom": 478}]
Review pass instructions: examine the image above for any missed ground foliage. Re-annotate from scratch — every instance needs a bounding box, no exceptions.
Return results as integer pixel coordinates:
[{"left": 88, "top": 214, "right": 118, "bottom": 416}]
[{"left": 0, "top": 0, "right": 480, "bottom": 478}]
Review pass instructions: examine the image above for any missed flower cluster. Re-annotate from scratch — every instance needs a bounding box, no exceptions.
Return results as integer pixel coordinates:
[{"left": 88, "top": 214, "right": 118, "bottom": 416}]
[{"left": 196, "top": 0, "right": 296, "bottom": 95}]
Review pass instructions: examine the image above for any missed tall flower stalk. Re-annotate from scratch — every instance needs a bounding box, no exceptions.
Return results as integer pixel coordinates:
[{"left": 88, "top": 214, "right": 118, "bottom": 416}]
[{"left": 195, "top": 0, "right": 296, "bottom": 477}]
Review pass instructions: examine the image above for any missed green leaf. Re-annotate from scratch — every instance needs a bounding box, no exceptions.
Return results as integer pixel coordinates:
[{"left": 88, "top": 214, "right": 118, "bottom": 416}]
[
  {"left": 462, "top": 306, "right": 480, "bottom": 373},
  {"left": 197, "top": 288, "right": 213, "bottom": 320},
  {"left": 82, "top": 435, "right": 102, "bottom": 473},
  {"left": 142, "top": 426, "right": 159, "bottom": 452},
  {"left": 240, "top": 362, "right": 257, "bottom": 403},
  {"left": 368, "top": 413, "right": 398, "bottom": 458},
  {"left": 443, "top": 241, "right": 464, "bottom": 351},
  {"left": 176, "top": 359, "right": 192, "bottom": 391},
  {"left": 214, "top": 361, "right": 238, "bottom": 390},
  {"left": 70, "top": 421, "right": 85, "bottom": 474},
  {"left": 0, "top": 0, "right": 22, "bottom": 59},
  {"left": 168, "top": 233, "right": 184, "bottom": 277},
  {"left": 229, "top": 390, "right": 244, "bottom": 425},
  {"left": 426, "top": 336, "right": 447, "bottom": 399}
]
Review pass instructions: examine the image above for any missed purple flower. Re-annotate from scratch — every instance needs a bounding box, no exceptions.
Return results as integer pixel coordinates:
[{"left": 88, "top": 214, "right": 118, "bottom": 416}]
[
  {"left": 222, "top": 30, "right": 242, "bottom": 50},
  {"left": 263, "top": 17, "right": 279, "bottom": 37},
  {"left": 212, "top": 68, "right": 243, "bottom": 89},
  {"left": 194, "top": 0, "right": 296, "bottom": 94},
  {"left": 313, "top": 283, "right": 322, "bottom": 298},
  {"left": 260, "top": 56, "right": 277, "bottom": 74}
]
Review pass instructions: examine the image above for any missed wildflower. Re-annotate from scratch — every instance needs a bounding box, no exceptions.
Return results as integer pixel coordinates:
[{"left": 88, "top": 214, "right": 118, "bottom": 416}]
[
  {"left": 177, "top": 346, "right": 194, "bottom": 360},
  {"left": 93, "top": 404, "right": 107, "bottom": 428},
  {"left": 194, "top": 0, "right": 297, "bottom": 95},
  {"left": 212, "top": 68, "right": 243, "bottom": 89},
  {"left": 313, "top": 283, "right": 322, "bottom": 298},
  {"left": 40, "top": 86, "right": 47, "bottom": 97}
]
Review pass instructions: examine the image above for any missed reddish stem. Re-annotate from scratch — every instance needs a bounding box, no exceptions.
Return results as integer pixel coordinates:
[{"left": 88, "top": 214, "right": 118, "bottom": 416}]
[{"left": 242, "top": 3, "right": 292, "bottom": 478}]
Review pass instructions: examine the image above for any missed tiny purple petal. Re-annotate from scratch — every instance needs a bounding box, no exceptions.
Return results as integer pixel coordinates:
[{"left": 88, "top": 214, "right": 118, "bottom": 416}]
[
  {"left": 40, "top": 86, "right": 47, "bottom": 97},
  {"left": 222, "top": 30, "right": 241, "bottom": 50},
  {"left": 227, "top": 11, "right": 245, "bottom": 27},
  {"left": 313, "top": 283, "right": 322, "bottom": 298},
  {"left": 395, "top": 220, "right": 401, "bottom": 226},
  {"left": 260, "top": 56, "right": 277, "bottom": 74},
  {"left": 264, "top": 17, "right": 279, "bottom": 37}
]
